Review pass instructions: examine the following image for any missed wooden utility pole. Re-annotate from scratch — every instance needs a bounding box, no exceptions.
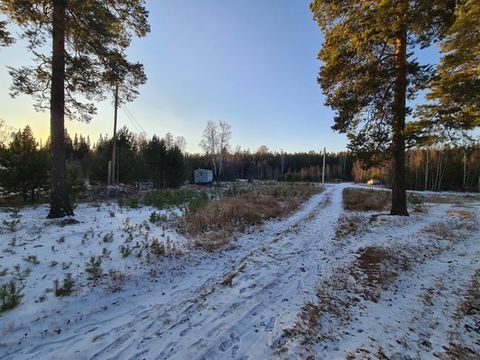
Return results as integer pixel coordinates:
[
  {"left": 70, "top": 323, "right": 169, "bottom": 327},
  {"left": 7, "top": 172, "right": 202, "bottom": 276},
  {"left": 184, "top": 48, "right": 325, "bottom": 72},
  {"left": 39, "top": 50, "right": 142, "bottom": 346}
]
[
  {"left": 110, "top": 82, "right": 119, "bottom": 185},
  {"left": 322, "top": 147, "right": 326, "bottom": 184}
]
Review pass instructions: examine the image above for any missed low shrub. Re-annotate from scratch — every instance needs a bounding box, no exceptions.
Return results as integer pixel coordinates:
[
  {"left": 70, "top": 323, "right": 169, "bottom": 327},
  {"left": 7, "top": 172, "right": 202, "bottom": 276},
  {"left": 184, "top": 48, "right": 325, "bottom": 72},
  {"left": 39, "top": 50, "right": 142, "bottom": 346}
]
[
  {"left": 54, "top": 273, "right": 74, "bottom": 296},
  {"left": 85, "top": 256, "right": 102, "bottom": 280},
  {"left": 0, "top": 280, "right": 23, "bottom": 312},
  {"left": 150, "top": 239, "right": 165, "bottom": 258}
]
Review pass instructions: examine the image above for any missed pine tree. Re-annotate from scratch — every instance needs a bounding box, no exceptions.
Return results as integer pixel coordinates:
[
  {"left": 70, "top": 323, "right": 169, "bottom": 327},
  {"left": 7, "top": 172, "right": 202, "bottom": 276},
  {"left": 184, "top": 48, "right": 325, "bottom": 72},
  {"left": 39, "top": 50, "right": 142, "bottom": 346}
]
[
  {"left": 165, "top": 146, "right": 185, "bottom": 188},
  {"left": 310, "top": 0, "right": 455, "bottom": 215},
  {"left": 143, "top": 136, "right": 167, "bottom": 188},
  {"left": 416, "top": 0, "right": 480, "bottom": 141},
  {"left": 0, "top": 126, "right": 49, "bottom": 202},
  {"left": 0, "top": 0, "right": 149, "bottom": 217}
]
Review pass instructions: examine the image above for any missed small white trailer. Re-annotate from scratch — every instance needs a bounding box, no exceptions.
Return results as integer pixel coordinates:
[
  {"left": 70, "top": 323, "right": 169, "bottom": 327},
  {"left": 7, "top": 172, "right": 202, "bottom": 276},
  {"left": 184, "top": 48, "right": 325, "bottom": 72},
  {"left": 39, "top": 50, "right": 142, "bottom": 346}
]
[{"left": 193, "top": 169, "right": 213, "bottom": 184}]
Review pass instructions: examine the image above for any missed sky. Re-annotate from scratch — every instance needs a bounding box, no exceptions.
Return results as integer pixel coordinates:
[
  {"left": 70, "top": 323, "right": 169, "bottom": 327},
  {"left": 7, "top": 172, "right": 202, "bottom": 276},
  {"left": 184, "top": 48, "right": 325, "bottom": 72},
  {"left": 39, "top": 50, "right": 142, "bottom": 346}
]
[{"left": 0, "top": 0, "right": 440, "bottom": 154}]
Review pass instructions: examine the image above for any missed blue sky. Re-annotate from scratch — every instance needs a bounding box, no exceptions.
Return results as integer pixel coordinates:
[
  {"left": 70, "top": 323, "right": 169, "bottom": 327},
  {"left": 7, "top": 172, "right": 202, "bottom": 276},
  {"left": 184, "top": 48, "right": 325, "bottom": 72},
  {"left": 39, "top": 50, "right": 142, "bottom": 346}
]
[{"left": 0, "top": 0, "right": 439, "bottom": 153}]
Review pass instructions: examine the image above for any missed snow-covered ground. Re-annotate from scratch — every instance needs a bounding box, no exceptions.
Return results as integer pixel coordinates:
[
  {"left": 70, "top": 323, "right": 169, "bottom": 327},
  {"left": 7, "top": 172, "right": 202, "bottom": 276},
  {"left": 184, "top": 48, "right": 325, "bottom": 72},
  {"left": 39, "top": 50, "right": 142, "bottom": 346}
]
[{"left": 0, "top": 184, "right": 479, "bottom": 359}]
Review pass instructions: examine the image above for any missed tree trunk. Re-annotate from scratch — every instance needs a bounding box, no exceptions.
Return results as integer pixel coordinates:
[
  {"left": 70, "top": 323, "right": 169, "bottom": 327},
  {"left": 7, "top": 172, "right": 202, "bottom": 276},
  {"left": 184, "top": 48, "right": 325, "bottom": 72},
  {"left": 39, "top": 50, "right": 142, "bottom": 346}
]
[
  {"left": 424, "top": 147, "right": 429, "bottom": 191},
  {"left": 390, "top": 26, "right": 409, "bottom": 216},
  {"left": 48, "top": 0, "right": 73, "bottom": 218}
]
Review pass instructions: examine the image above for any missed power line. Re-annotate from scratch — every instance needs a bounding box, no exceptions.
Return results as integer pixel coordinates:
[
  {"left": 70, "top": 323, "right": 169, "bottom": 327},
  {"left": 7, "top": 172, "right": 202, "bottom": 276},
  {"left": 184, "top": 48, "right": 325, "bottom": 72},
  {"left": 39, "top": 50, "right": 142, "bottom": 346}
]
[
  {"left": 122, "top": 107, "right": 142, "bottom": 134},
  {"left": 123, "top": 105, "right": 148, "bottom": 136}
]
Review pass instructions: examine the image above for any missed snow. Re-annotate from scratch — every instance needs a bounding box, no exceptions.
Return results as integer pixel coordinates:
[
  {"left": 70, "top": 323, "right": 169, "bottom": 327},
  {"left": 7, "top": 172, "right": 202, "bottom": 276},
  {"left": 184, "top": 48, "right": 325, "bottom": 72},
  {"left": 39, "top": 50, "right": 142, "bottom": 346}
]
[{"left": 0, "top": 183, "right": 479, "bottom": 359}]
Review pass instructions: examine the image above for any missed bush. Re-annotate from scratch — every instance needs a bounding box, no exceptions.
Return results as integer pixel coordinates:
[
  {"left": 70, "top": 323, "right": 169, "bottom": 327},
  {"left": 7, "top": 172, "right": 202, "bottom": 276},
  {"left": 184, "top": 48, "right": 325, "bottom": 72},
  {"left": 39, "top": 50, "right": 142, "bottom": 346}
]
[
  {"left": 150, "top": 239, "right": 165, "bottom": 258},
  {"left": 85, "top": 256, "right": 102, "bottom": 280},
  {"left": 119, "top": 245, "right": 132, "bottom": 258},
  {"left": 0, "top": 280, "right": 23, "bottom": 312},
  {"left": 54, "top": 273, "right": 74, "bottom": 296},
  {"left": 149, "top": 211, "right": 166, "bottom": 224},
  {"left": 118, "top": 196, "right": 140, "bottom": 209},
  {"left": 67, "top": 161, "right": 87, "bottom": 203},
  {"left": 103, "top": 232, "right": 113, "bottom": 243},
  {"left": 2, "top": 219, "right": 20, "bottom": 232}
]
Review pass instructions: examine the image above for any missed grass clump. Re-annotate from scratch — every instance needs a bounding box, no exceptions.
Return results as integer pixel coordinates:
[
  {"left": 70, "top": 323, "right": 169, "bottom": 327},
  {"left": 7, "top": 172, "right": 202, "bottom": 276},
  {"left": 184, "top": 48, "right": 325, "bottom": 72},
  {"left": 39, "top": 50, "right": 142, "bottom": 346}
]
[
  {"left": 23, "top": 255, "right": 40, "bottom": 265},
  {"left": 54, "top": 273, "right": 74, "bottom": 296},
  {"left": 0, "top": 280, "right": 23, "bottom": 312},
  {"left": 119, "top": 244, "right": 132, "bottom": 258}
]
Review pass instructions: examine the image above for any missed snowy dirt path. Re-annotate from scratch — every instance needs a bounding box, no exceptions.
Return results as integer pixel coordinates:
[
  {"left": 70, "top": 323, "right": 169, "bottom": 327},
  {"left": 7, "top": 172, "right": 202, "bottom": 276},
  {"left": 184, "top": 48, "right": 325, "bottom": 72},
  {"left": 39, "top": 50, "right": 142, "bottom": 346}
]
[
  {"left": 280, "top": 195, "right": 480, "bottom": 359},
  {"left": 3, "top": 184, "right": 348, "bottom": 360}
]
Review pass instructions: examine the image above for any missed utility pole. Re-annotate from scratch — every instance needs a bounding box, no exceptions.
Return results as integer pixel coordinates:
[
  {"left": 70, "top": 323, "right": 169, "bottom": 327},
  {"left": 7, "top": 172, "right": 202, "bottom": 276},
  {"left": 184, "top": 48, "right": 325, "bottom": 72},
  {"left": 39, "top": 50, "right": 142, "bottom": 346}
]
[
  {"left": 109, "top": 82, "right": 119, "bottom": 185},
  {"left": 322, "top": 147, "right": 326, "bottom": 184}
]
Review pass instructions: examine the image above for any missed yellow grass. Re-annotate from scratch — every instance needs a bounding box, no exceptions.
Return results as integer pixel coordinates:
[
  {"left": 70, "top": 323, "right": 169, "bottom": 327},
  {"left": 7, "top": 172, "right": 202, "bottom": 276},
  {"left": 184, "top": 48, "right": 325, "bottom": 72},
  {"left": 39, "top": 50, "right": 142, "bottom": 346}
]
[{"left": 343, "top": 188, "right": 391, "bottom": 212}]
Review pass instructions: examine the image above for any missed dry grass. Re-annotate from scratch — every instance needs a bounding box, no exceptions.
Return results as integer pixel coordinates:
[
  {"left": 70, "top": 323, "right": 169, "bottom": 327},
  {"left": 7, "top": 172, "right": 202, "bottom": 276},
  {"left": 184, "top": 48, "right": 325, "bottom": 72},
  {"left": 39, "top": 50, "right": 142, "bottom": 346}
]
[
  {"left": 447, "top": 210, "right": 476, "bottom": 220},
  {"left": 346, "top": 347, "right": 390, "bottom": 360},
  {"left": 349, "top": 246, "right": 410, "bottom": 302},
  {"left": 343, "top": 188, "right": 390, "bottom": 212},
  {"left": 276, "top": 271, "right": 355, "bottom": 353},
  {"left": 456, "top": 270, "right": 480, "bottom": 320},
  {"left": 442, "top": 343, "right": 479, "bottom": 360},
  {"left": 335, "top": 214, "right": 367, "bottom": 239},
  {"left": 421, "top": 193, "right": 480, "bottom": 205},
  {"left": 182, "top": 184, "right": 321, "bottom": 251},
  {"left": 278, "top": 247, "right": 412, "bottom": 353},
  {"left": 423, "top": 220, "right": 478, "bottom": 243}
]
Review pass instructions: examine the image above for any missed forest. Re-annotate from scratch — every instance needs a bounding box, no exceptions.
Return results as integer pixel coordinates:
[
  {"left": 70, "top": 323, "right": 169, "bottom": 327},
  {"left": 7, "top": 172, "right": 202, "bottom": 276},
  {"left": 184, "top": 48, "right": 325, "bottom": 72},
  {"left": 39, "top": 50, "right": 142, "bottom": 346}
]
[{"left": 1, "top": 121, "right": 479, "bottom": 206}]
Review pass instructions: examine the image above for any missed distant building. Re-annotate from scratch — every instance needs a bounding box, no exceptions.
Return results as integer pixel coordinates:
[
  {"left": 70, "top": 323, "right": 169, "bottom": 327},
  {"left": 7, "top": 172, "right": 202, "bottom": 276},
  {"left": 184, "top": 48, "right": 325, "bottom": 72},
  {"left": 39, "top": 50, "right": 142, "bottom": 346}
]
[
  {"left": 367, "top": 178, "right": 382, "bottom": 186},
  {"left": 193, "top": 169, "right": 213, "bottom": 184}
]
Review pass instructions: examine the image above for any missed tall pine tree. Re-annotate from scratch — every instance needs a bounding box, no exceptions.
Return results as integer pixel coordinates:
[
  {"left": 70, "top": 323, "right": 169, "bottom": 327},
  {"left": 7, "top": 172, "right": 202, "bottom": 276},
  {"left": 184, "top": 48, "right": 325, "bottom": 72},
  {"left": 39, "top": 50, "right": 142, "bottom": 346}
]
[
  {"left": 0, "top": 0, "right": 149, "bottom": 218},
  {"left": 311, "top": 0, "right": 455, "bottom": 215},
  {"left": 416, "top": 0, "right": 480, "bottom": 141}
]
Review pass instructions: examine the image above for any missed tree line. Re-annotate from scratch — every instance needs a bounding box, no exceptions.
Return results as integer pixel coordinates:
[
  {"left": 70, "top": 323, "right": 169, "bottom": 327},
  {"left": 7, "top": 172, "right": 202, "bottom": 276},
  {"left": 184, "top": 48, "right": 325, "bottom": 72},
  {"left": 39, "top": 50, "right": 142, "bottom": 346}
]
[
  {"left": 1, "top": 122, "right": 479, "bottom": 205},
  {"left": 0, "top": 123, "right": 353, "bottom": 202},
  {"left": 352, "top": 145, "right": 480, "bottom": 192}
]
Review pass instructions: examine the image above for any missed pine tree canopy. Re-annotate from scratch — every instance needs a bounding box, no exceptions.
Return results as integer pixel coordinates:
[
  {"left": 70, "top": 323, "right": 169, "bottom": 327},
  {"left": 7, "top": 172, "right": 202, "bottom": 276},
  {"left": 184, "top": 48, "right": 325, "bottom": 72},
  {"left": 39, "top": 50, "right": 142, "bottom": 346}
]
[
  {"left": 415, "top": 0, "right": 480, "bottom": 144},
  {"left": 0, "top": 0, "right": 150, "bottom": 121},
  {"left": 0, "top": 18, "right": 13, "bottom": 46},
  {"left": 310, "top": 0, "right": 455, "bottom": 165}
]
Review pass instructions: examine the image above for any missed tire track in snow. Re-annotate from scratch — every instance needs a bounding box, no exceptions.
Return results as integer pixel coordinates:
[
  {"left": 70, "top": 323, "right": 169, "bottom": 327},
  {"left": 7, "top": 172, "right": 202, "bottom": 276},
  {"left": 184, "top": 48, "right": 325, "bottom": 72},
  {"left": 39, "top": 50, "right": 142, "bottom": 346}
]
[
  {"left": 121, "top": 184, "right": 347, "bottom": 360},
  {"left": 6, "top": 184, "right": 345, "bottom": 360}
]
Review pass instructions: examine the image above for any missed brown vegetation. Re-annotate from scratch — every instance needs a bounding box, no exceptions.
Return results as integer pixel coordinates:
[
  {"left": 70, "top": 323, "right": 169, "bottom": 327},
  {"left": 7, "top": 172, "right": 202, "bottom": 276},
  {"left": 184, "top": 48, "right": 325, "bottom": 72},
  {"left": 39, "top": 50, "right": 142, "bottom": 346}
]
[
  {"left": 343, "top": 187, "right": 391, "bottom": 211},
  {"left": 334, "top": 214, "right": 367, "bottom": 239},
  {"left": 349, "top": 246, "right": 410, "bottom": 302},
  {"left": 182, "top": 184, "right": 321, "bottom": 251}
]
